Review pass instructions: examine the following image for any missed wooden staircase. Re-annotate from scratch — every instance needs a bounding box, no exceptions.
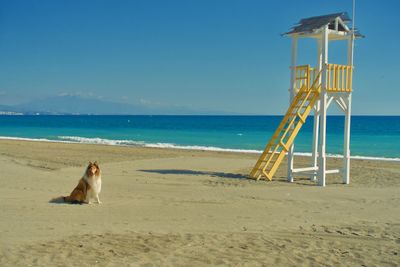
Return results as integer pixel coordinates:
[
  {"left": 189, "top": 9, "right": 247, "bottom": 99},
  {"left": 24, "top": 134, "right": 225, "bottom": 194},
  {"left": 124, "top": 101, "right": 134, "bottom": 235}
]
[{"left": 250, "top": 70, "right": 322, "bottom": 180}]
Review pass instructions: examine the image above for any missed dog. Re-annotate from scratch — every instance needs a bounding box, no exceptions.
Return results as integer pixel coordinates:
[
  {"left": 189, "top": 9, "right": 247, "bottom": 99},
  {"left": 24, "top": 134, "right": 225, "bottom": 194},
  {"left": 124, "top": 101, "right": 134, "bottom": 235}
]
[{"left": 51, "top": 161, "right": 102, "bottom": 204}]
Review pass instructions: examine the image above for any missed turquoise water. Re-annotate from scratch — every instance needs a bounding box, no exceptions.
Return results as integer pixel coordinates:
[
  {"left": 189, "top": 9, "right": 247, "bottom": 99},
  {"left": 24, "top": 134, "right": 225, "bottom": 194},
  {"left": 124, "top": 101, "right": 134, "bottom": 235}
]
[{"left": 0, "top": 115, "right": 399, "bottom": 159}]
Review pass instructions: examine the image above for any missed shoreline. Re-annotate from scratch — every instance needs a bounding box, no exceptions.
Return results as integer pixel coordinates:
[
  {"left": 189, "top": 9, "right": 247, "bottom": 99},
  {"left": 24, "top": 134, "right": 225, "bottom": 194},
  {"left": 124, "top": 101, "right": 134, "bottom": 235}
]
[{"left": 0, "top": 135, "right": 398, "bottom": 162}]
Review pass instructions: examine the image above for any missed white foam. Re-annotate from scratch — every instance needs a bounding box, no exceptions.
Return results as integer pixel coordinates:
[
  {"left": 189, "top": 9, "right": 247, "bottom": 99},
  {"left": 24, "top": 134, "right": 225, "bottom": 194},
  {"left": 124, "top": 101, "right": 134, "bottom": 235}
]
[
  {"left": 143, "top": 142, "right": 261, "bottom": 154},
  {"left": 292, "top": 151, "right": 400, "bottom": 162},
  {"left": 58, "top": 136, "right": 145, "bottom": 146},
  {"left": 0, "top": 136, "right": 61, "bottom": 143},
  {"left": 0, "top": 135, "right": 398, "bottom": 162}
]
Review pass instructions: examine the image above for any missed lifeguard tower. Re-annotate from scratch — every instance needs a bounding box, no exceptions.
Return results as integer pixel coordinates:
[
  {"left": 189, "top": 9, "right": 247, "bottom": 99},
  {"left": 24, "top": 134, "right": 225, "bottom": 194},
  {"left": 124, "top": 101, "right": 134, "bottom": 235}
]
[{"left": 250, "top": 12, "right": 363, "bottom": 186}]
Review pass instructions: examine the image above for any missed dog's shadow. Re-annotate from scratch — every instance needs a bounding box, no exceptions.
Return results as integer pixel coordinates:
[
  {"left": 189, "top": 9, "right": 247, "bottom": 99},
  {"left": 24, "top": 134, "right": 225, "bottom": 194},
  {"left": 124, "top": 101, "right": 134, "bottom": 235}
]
[{"left": 138, "top": 169, "right": 248, "bottom": 180}]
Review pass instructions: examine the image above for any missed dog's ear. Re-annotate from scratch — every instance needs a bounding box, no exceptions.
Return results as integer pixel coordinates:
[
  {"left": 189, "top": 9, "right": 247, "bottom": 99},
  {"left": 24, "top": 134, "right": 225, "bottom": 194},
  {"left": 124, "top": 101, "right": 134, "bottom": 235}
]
[
  {"left": 88, "top": 161, "right": 93, "bottom": 165},
  {"left": 94, "top": 161, "right": 98, "bottom": 165}
]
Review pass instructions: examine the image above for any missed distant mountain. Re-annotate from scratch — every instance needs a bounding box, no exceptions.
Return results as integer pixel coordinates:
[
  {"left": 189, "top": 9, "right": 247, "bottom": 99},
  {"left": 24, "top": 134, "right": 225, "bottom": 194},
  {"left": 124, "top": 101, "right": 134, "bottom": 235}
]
[
  {"left": 13, "top": 95, "right": 143, "bottom": 115},
  {"left": 0, "top": 104, "right": 11, "bottom": 111},
  {"left": 0, "top": 104, "right": 19, "bottom": 113},
  {"left": 0, "top": 95, "right": 230, "bottom": 115}
]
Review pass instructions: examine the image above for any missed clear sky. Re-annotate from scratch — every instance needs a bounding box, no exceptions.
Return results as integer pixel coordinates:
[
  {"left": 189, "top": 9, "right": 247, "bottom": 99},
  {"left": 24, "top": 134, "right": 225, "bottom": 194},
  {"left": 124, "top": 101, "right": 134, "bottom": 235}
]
[{"left": 0, "top": 0, "right": 399, "bottom": 115}]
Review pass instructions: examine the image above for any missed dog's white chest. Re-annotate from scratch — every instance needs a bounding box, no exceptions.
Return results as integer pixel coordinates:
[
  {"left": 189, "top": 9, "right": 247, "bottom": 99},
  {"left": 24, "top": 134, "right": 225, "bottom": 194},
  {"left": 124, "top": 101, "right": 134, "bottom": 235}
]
[{"left": 87, "top": 176, "right": 102, "bottom": 194}]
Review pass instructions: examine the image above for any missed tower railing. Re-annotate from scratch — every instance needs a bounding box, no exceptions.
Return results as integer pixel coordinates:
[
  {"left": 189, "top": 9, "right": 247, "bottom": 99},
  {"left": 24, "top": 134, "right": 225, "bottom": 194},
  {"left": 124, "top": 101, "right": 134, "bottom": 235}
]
[
  {"left": 326, "top": 64, "right": 353, "bottom": 92},
  {"left": 295, "top": 64, "right": 353, "bottom": 92},
  {"left": 294, "top": 65, "right": 315, "bottom": 91}
]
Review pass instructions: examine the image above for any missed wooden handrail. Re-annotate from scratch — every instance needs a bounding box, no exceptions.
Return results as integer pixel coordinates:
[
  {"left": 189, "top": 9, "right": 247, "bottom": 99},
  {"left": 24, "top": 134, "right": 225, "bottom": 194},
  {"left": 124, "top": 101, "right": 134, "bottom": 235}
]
[{"left": 326, "top": 64, "right": 353, "bottom": 92}]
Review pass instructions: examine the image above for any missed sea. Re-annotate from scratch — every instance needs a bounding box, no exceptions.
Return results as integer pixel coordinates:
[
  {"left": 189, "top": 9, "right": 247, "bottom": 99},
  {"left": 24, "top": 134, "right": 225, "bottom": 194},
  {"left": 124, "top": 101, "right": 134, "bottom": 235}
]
[{"left": 0, "top": 115, "right": 399, "bottom": 161}]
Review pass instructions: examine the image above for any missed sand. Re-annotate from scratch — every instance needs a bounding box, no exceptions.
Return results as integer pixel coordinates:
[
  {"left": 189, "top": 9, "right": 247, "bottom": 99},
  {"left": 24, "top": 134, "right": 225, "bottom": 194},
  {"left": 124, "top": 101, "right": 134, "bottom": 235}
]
[{"left": 0, "top": 139, "right": 399, "bottom": 266}]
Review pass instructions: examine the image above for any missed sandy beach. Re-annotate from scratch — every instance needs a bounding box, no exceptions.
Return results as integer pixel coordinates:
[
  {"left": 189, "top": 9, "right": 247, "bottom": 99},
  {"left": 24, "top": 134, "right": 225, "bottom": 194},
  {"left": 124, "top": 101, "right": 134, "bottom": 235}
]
[{"left": 0, "top": 139, "right": 399, "bottom": 266}]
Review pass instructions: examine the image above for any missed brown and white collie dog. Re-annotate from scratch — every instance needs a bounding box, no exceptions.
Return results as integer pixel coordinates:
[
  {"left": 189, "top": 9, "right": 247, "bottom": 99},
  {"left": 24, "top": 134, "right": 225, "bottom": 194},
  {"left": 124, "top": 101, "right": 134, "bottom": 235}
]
[{"left": 51, "top": 161, "right": 102, "bottom": 204}]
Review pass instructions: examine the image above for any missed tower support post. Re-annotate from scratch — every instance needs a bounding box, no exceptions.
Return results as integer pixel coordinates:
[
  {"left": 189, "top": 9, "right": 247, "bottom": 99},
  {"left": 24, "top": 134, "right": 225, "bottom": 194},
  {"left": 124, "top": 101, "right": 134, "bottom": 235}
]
[
  {"left": 343, "top": 35, "right": 354, "bottom": 184},
  {"left": 343, "top": 93, "right": 352, "bottom": 184},
  {"left": 287, "top": 36, "right": 298, "bottom": 183},
  {"left": 311, "top": 38, "right": 323, "bottom": 181},
  {"left": 311, "top": 102, "right": 320, "bottom": 181},
  {"left": 318, "top": 26, "right": 329, "bottom": 187}
]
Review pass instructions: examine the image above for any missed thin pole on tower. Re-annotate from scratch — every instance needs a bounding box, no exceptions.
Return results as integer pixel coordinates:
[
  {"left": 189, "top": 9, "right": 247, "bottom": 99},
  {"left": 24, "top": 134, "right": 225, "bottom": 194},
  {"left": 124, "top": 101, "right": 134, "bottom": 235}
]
[
  {"left": 352, "top": 0, "right": 356, "bottom": 32},
  {"left": 350, "top": 0, "right": 356, "bottom": 66}
]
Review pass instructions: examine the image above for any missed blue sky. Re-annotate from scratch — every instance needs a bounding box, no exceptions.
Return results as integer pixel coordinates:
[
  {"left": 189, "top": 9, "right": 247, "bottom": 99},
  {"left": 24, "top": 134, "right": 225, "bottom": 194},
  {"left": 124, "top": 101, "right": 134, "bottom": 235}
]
[{"left": 0, "top": 0, "right": 399, "bottom": 115}]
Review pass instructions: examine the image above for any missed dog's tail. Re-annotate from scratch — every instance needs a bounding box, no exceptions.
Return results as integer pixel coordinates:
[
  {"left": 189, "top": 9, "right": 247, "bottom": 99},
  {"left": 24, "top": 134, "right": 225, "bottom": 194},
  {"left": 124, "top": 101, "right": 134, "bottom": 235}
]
[
  {"left": 49, "top": 196, "right": 67, "bottom": 203},
  {"left": 49, "top": 196, "right": 84, "bottom": 204}
]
